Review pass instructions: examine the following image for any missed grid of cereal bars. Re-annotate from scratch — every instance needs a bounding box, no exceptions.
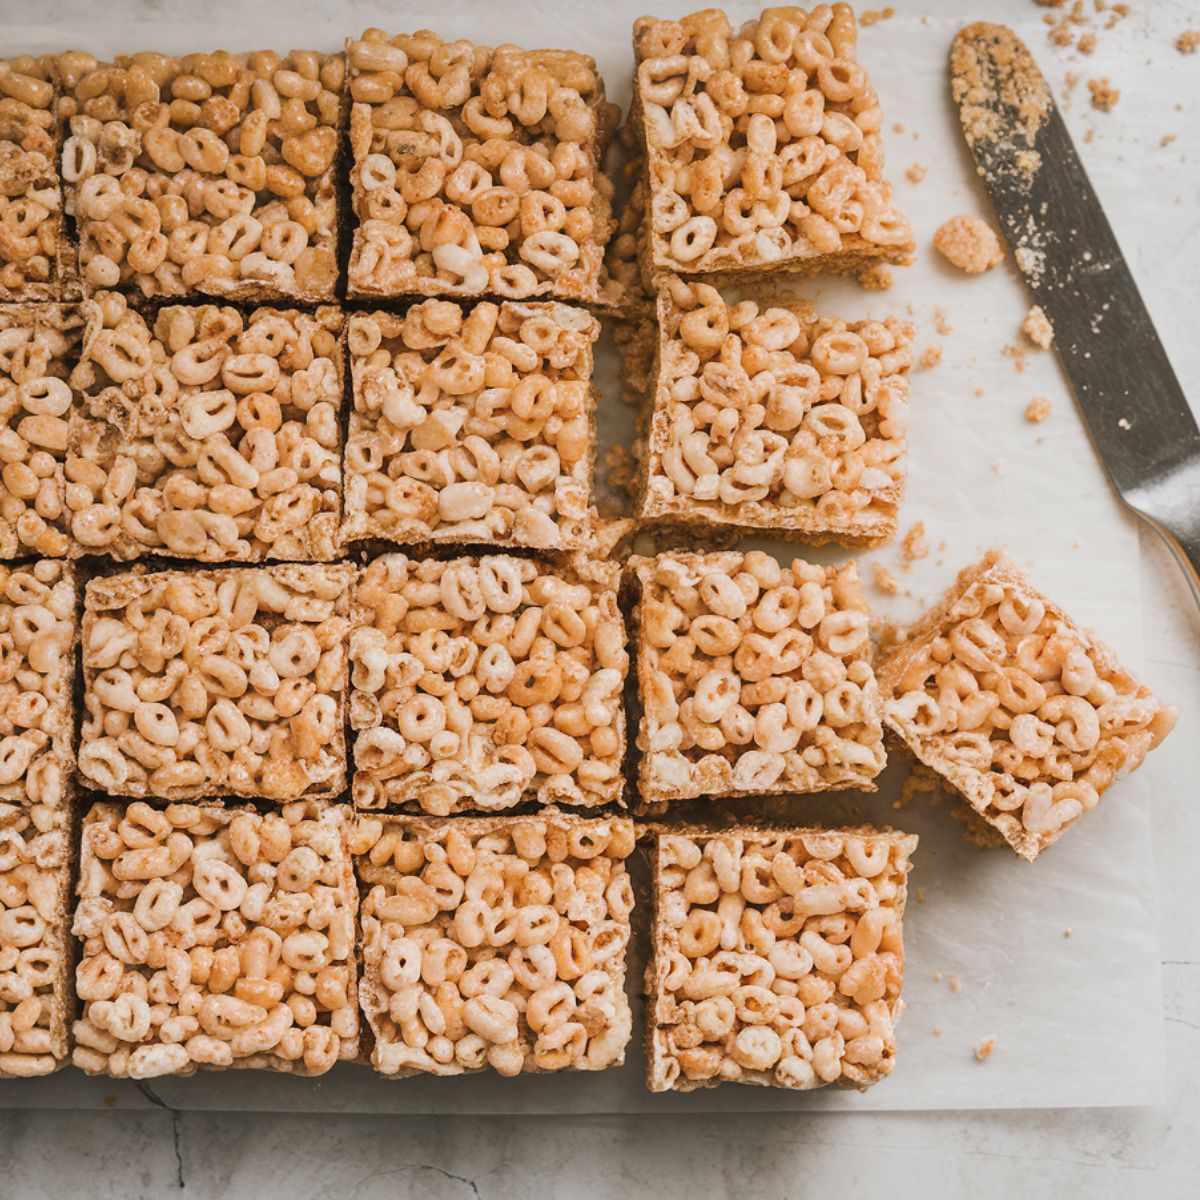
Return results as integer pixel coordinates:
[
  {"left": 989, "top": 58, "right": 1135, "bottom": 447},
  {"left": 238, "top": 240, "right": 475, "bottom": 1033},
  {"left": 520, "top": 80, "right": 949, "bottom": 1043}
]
[
  {"left": 354, "top": 810, "right": 633, "bottom": 1077},
  {"left": 633, "top": 550, "right": 885, "bottom": 805},
  {"left": 345, "top": 30, "right": 617, "bottom": 301},
  {"left": 71, "top": 800, "right": 359, "bottom": 1077},
  {"left": 646, "top": 825, "right": 916, "bottom": 1091},
  {"left": 878, "top": 550, "right": 1178, "bottom": 861}
]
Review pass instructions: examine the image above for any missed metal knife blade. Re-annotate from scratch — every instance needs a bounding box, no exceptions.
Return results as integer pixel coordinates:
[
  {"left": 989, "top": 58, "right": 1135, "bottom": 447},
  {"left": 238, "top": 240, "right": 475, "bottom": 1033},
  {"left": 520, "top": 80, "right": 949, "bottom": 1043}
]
[{"left": 950, "top": 22, "right": 1200, "bottom": 605}]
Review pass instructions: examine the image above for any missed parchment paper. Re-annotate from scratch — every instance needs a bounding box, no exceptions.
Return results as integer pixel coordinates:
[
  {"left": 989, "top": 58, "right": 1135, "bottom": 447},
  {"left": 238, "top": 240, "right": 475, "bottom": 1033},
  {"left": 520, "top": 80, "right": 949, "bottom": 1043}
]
[{"left": 0, "top": 0, "right": 1166, "bottom": 1113}]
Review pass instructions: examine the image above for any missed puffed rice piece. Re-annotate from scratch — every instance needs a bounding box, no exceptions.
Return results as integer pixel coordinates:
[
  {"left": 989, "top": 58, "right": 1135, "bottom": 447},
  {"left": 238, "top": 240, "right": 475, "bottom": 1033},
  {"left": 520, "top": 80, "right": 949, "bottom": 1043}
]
[
  {"left": 0, "top": 799, "right": 72, "bottom": 1077},
  {"left": 351, "top": 553, "right": 627, "bottom": 813},
  {"left": 0, "top": 305, "right": 81, "bottom": 559},
  {"left": 639, "top": 277, "right": 913, "bottom": 545},
  {"left": 633, "top": 550, "right": 886, "bottom": 804},
  {"left": 632, "top": 6, "right": 914, "bottom": 284},
  {"left": 66, "top": 291, "right": 344, "bottom": 563},
  {"left": 78, "top": 563, "right": 353, "bottom": 802},
  {"left": 352, "top": 809, "right": 634, "bottom": 1077},
  {"left": 647, "top": 824, "right": 916, "bottom": 1092},
  {"left": 878, "top": 550, "right": 1178, "bottom": 861},
  {"left": 345, "top": 30, "right": 618, "bottom": 302},
  {"left": 54, "top": 48, "right": 344, "bottom": 302},
  {"left": 344, "top": 300, "right": 597, "bottom": 550},
  {"left": 71, "top": 799, "right": 359, "bottom": 1077}
]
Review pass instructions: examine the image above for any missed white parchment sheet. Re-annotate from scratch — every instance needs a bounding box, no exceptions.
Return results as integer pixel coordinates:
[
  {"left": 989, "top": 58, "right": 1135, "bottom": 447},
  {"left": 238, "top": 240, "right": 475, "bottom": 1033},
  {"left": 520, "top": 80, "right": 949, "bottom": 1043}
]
[{"left": 0, "top": 0, "right": 1167, "bottom": 1112}]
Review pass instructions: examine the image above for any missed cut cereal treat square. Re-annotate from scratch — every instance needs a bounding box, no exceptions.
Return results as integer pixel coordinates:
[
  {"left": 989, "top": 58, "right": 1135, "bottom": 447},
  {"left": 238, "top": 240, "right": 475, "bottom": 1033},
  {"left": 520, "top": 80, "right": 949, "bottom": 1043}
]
[
  {"left": 351, "top": 553, "right": 627, "bottom": 813},
  {"left": 55, "top": 48, "right": 344, "bottom": 301},
  {"left": 0, "top": 56, "right": 71, "bottom": 301},
  {"left": 646, "top": 824, "right": 916, "bottom": 1092},
  {"left": 353, "top": 808, "right": 634, "bottom": 1077},
  {"left": 632, "top": 6, "right": 913, "bottom": 284},
  {"left": 343, "top": 300, "right": 597, "bottom": 550},
  {"left": 0, "top": 305, "right": 82, "bottom": 559},
  {"left": 878, "top": 549, "right": 1178, "bottom": 861},
  {"left": 71, "top": 799, "right": 359, "bottom": 1077},
  {"left": 633, "top": 550, "right": 885, "bottom": 804},
  {"left": 0, "top": 799, "right": 72, "bottom": 1078},
  {"left": 0, "top": 560, "right": 76, "bottom": 810},
  {"left": 67, "top": 292, "right": 344, "bottom": 562},
  {"left": 639, "top": 278, "right": 912, "bottom": 544},
  {"left": 78, "top": 563, "right": 353, "bottom": 802},
  {"left": 345, "top": 30, "right": 617, "bottom": 302}
]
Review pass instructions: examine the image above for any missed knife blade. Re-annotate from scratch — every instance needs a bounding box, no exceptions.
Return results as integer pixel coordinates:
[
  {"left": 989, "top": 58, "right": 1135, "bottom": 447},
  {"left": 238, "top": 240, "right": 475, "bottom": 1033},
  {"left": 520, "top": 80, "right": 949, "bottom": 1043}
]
[{"left": 950, "top": 22, "right": 1200, "bottom": 606}]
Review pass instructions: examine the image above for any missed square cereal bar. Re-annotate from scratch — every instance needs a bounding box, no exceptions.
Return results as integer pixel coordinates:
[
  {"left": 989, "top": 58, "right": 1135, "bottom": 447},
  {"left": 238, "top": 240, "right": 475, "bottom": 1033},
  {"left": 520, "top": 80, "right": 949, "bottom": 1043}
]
[
  {"left": 1, "top": 57, "right": 71, "bottom": 301},
  {"left": 55, "top": 48, "right": 343, "bottom": 301},
  {"left": 351, "top": 553, "right": 627, "bottom": 813},
  {"left": 344, "top": 300, "right": 597, "bottom": 550},
  {"left": 879, "top": 550, "right": 1178, "bottom": 861},
  {"left": 647, "top": 824, "right": 916, "bottom": 1092},
  {"left": 0, "top": 305, "right": 81, "bottom": 559},
  {"left": 633, "top": 550, "right": 885, "bottom": 804},
  {"left": 632, "top": 6, "right": 913, "bottom": 283},
  {"left": 78, "top": 563, "right": 353, "bottom": 802},
  {"left": 345, "top": 30, "right": 617, "bottom": 302},
  {"left": 0, "top": 561, "right": 76, "bottom": 809},
  {"left": 67, "top": 293, "right": 344, "bottom": 562},
  {"left": 639, "top": 279, "right": 912, "bottom": 545},
  {"left": 353, "top": 809, "right": 634, "bottom": 1077},
  {"left": 71, "top": 799, "right": 359, "bottom": 1077},
  {"left": 0, "top": 799, "right": 72, "bottom": 1077}
]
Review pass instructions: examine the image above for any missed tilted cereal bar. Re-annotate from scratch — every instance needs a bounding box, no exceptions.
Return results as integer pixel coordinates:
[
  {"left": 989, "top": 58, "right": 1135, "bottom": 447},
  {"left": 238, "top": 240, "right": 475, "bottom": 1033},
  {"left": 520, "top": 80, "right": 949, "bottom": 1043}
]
[
  {"left": 55, "top": 48, "right": 344, "bottom": 301},
  {"left": 878, "top": 550, "right": 1178, "bottom": 861},
  {"left": 632, "top": 6, "right": 913, "bottom": 283},
  {"left": 639, "top": 278, "right": 912, "bottom": 545},
  {"left": 0, "top": 561, "right": 76, "bottom": 811},
  {"left": 344, "top": 300, "right": 597, "bottom": 550},
  {"left": 72, "top": 799, "right": 359, "bottom": 1078},
  {"left": 633, "top": 550, "right": 885, "bottom": 804},
  {"left": 351, "top": 553, "right": 626, "bottom": 813},
  {"left": 353, "top": 809, "right": 634, "bottom": 1077},
  {"left": 0, "top": 305, "right": 81, "bottom": 559},
  {"left": 345, "top": 30, "right": 617, "bottom": 302},
  {"left": 647, "top": 825, "right": 916, "bottom": 1091},
  {"left": 1, "top": 56, "right": 71, "bottom": 301},
  {"left": 0, "top": 800, "right": 72, "bottom": 1077},
  {"left": 79, "top": 563, "right": 353, "bottom": 802},
  {"left": 67, "top": 292, "right": 344, "bottom": 562}
]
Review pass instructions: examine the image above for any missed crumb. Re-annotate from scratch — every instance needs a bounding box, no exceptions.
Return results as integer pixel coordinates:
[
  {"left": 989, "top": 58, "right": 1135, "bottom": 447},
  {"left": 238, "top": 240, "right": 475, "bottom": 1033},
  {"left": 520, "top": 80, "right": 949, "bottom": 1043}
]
[
  {"left": 933, "top": 216, "right": 1005, "bottom": 274},
  {"left": 1118, "top": 416, "right": 1131, "bottom": 430},
  {"left": 906, "top": 161, "right": 928, "bottom": 184},
  {"left": 892, "top": 121, "right": 904, "bottom": 134},
  {"left": 895, "top": 763, "right": 946, "bottom": 812},
  {"left": 1021, "top": 304, "right": 1055, "bottom": 348},
  {"left": 932, "top": 971, "right": 943, "bottom": 983},
  {"left": 901, "top": 521, "right": 929, "bottom": 568},
  {"left": 933, "top": 307, "right": 953, "bottom": 336},
  {"left": 916, "top": 886, "right": 926, "bottom": 904},
  {"left": 1177, "top": 31, "right": 1200, "bottom": 54},
  {"left": 919, "top": 344, "right": 943, "bottom": 370},
  {"left": 860, "top": 7, "right": 895, "bottom": 27},
  {"left": 1161, "top": 133, "right": 1178, "bottom": 147},
  {"left": 1088, "top": 78, "right": 1120, "bottom": 111},
  {"left": 950, "top": 976, "right": 962, "bottom": 994},
  {"left": 1025, "top": 396, "right": 1052, "bottom": 423},
  {"left": 1035, "top": 0, "right": 1066, "bottom": 8},
  {"left": 1078, "top": 31, "right": 1096, "bottom": 53},
  {"left": 871, "top": 563, "right": 899, "bottom": 595},
  {"left": 932, "top": 1028, "right": 943, "bottom": 1037},
  {"left": 991, "top": 457, "right": 1005, "bottom": 474},
  {"left": 1049, "top": 21, "right": 1073, "bottom": 47},
  {"left": 1064, "top": 928, "right": 1073, "bottom": 938},
  {"left": 1083, "top": 127, "right": 1096, "bottom": 144},
  {"left": 858, "top": 263, "right": 894, "bottom": 291},
  {"left": 1002, "top": 343, "right": 1029, "bottom": 373},
  {"left": 974, "top": 1036, "right": 997, "bottom": 1062}
]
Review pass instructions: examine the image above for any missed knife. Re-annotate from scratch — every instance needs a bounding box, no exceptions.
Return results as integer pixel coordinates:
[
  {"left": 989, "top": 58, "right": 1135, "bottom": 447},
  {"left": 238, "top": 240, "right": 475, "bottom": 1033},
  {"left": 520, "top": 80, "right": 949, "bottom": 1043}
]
[{"left": 950, "top": 22, "right": 1200, "bottom": 607}]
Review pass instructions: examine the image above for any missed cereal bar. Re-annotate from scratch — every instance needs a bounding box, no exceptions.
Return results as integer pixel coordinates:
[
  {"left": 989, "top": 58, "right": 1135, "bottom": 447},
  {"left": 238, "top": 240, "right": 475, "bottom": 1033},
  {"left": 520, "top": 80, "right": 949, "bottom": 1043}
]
[
  {"left": 647, "top": 824, "right": 916, "bottom": 1091},
  {"left": 639, "top": 278, "right": 912, "bottom": 544},
  {"left": 72, "top": 799, "right": 359, "bottom": 1077},
  {"left": 345, "top": 30, "right": 617, "bottom": 302},
  {"left": 344, "top": 300, "right": 597, "bottom": 550},
  {"left": 67, "top": 292, "right": 344, "bottom": 562},
  {"left": 353, "top": 809, "right": 634, "bottom": 1077},
  {"left": 0, "top": 561, "right": 76, "bottom": 811},
  {"left": 633, "top": 550, "right": 885, "bottom": 804},
  {"left": 0, "top": 305, "right": 81, "bottom": 559},
  {"left": 55, "top": 49, "right": 343, "bottom": 301},
  {"left": 1, "top": 56, "right": 70, "bottom": 301},
  {"left": 878, "top": 550, "right": 1178, "bottom": 861},
  {"left": 0, "top": 800, "right": 72, "bottom": 1077},
  {"left": 78, "top": 563, "right": 353, "bottom": 802},
  {"left": 632, "top": 6, "right": 913, "bottom": 283},
  {"left": 351, "top": 553, "right": 627, "bottom": 813}
]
